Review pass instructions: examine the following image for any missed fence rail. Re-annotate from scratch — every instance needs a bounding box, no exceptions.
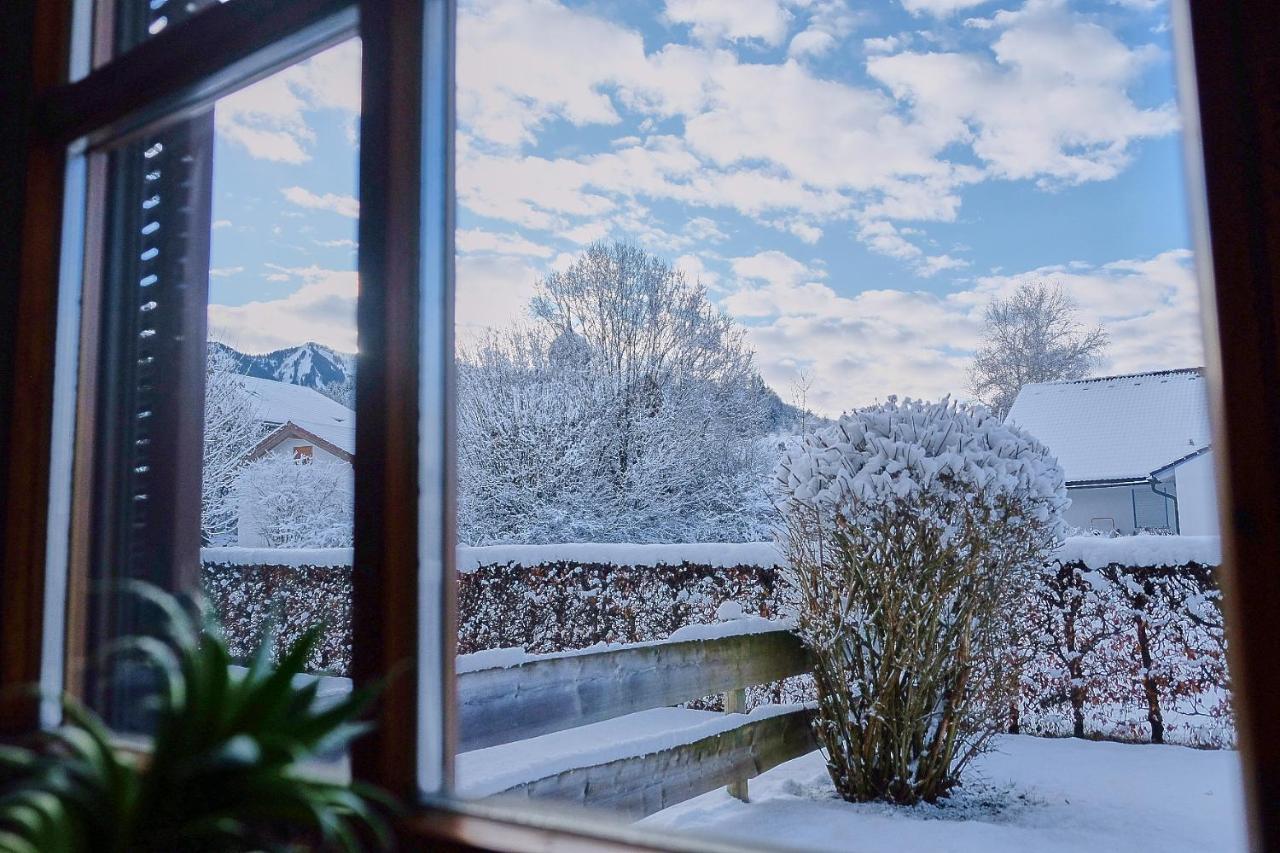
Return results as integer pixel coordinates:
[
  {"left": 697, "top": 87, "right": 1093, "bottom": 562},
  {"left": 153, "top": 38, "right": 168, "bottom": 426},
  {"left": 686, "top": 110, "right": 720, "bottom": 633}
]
[
  {"left": 458, "top": 627, "right": 811, "bottom": 751},
  {"left": 458, "top": 626, "right": 816, "bottom": 814}
]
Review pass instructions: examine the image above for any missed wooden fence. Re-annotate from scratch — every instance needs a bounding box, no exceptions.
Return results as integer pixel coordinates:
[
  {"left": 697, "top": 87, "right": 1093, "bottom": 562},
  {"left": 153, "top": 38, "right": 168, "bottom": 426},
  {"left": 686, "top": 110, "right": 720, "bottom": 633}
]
[{"left": 457, "top": 627, "right": 816, "bottom": 818}]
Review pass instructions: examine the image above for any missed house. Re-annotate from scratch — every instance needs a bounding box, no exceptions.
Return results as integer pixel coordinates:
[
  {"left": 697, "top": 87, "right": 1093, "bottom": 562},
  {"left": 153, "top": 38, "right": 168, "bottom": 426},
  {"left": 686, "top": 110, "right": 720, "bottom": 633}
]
[
  {"left": 1004, "top": 368, "right": 1218, "bottom": 535},
  {"left": 239, "top": 375, "right": 355, "bottom": 465},
  {"left": 235, "top": 376, "right": 355, "bottom": 546}
]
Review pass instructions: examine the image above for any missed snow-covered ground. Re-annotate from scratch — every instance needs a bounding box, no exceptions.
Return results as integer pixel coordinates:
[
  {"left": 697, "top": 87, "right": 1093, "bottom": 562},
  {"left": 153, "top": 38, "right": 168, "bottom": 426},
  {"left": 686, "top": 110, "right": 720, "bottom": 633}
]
[{"left": 643, "top": 735, "right": 1246, "bottom": 853}]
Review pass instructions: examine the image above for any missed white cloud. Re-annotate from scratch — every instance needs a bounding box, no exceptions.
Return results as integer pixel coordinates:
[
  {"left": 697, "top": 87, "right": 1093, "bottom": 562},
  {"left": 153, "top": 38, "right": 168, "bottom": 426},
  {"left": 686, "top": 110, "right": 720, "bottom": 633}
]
[
  {"left": 215, "top": 40, "right": 360, "bottom": 163},
  {"left": 458, "top": 0, "right": 649, "bottom": 149},
  {"left": 457, "top": 228, "right": 555, "bottom": 257},
  {"left": 789, "top": 0, "right": 861, "bottom": 58},
  {"left": 563, "top": 221, "right": 611, "bottom": 244},
  {"left": 900, "top": 0, "right": 991, "bottom": 16},
  {"left": 453, "top": 0, "right": 1180, "bottom": 280},
  {"left": 684, "top": 216, "right": 729, "bottom": 242},
  {"left": 209, "top": 266, "right": 244, "bottom": 278},
  {"left": 315, "top": 238, "right": 357, "bottom": 249},
  {"left": 282, "top": 186, "right": 360, "bottom": 218},
  {"left": 863, "top": 35, "right": 901, "bottom": 53},
  {"left": 207, "top": 266, "right": 358, "bottom": 352},
  {"left": 787, "top": 221, "right": 824, "bottom": 244},
  {"left": 455, "top": 254, "right": 541, "bottom": 336},
  {"left": 717, "top": 248, "right": 1200, "bottom": 415},
  {"left": 856, "top": 219, "right": 966, "bottom": 276},
  {"left": 212, "top": 219, "right": 232, "bottom": 229},
  {"left": 868, "top": 2, "right": 1178, "bottom": 186},
  {"left": 665, "top": 0, "right": 792, "bottom": 46},
  {"left": 675, "top": 253, "right": 720, "bottom": 287},
  {"left": 788, "top": 29, "right": 835, "bottom": 58}
]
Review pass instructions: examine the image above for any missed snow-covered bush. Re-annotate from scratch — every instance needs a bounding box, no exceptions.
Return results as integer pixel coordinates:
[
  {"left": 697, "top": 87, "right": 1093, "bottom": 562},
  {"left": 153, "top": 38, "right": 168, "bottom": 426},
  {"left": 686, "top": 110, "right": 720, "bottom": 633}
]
[
  {"left": 776, "top": 397, "right": 1067, "bottom": 804},
  {"left": 236, "top": 455, "right": 353, "bottom": 548}
]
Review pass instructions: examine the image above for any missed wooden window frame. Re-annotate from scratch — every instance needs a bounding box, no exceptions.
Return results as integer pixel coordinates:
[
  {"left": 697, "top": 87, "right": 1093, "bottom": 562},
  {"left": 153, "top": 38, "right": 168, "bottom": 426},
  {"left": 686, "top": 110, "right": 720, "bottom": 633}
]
[{"left": 3, "top": 0, "right": 1280, "bottom": 849}]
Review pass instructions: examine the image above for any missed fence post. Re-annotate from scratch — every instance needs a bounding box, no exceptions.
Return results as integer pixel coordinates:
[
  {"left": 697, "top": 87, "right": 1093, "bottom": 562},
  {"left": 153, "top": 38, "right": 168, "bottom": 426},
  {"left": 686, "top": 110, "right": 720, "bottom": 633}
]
[{"left": 725, "top": 686, "right": 748, "bottom": 801}]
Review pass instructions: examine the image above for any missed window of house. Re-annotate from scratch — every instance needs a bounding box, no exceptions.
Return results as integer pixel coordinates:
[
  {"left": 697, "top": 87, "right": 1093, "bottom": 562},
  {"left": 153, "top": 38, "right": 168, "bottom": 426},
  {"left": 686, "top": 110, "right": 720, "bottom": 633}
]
[{"left": 8, "top": 0, "right": 1280, "bottom": 851}]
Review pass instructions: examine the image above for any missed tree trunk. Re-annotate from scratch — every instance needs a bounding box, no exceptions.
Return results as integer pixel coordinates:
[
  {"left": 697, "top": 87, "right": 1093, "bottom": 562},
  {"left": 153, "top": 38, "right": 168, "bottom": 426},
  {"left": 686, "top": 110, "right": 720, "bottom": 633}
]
[
  {"left": 1135, "top": 597, "right": 1165, "bottom": 744},
  {"left": 1065, "top": 592, "right": 1086, "bottom": 738}
]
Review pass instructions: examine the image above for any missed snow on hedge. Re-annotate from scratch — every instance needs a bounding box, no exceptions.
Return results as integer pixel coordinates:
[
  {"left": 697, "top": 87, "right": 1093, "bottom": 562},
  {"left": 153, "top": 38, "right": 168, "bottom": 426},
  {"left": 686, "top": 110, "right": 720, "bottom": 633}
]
[
  {"left": 1054, "top": 534, "right": 1221, "bottom": 569},
  {"left": 456, "top": 541, "right": 785, "bottom": 571},
  {"left": 201, "top": 547, "right": 352, "bottom": 568},
  {"left": 202, "top": 537, "right": 1221, "bottom": 571}
]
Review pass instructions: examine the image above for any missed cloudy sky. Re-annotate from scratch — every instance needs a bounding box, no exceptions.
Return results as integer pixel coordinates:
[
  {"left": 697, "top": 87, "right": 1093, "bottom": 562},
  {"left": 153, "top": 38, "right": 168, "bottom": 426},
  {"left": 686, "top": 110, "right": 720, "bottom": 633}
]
[{"left": 207, "top": 0, "right": 1202, "bottom": 416}]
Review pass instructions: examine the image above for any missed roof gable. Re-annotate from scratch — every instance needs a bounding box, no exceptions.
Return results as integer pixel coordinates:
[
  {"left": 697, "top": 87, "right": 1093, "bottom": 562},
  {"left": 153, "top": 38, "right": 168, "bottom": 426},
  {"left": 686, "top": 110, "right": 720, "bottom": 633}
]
[
  {"left": 237, "top": 375, "right": 355, "bottom": 455},
  {"left": 1005, "top": 368, "right": 1210, "bottom": 484}
]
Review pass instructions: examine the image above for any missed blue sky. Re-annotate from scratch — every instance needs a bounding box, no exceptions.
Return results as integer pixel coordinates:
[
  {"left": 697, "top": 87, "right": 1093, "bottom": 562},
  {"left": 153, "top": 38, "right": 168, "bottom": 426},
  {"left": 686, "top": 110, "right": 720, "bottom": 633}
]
[{"left": 206, "top": 0, "right": 1202, "bottom": 415}]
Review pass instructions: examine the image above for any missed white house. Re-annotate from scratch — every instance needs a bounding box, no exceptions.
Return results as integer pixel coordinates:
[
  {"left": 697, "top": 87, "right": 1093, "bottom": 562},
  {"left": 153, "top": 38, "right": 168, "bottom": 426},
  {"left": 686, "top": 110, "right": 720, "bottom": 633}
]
[
  {"left": 236, "top": 376, "right": 355, "bottom": 546},
  {"left": 1005, "top": 368, "right": 1219, "bottom": 535},
  {"left": 239, "top": 375, "right": 355, "bottom": 465}
]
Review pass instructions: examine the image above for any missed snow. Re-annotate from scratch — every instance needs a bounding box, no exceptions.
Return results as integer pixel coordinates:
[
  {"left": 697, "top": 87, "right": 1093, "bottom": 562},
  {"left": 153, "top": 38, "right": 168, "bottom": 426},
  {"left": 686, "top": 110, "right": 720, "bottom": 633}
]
[
  {"left": 202, "top": 537, "right": 1221, "bottom": 572},
  {"left": 644, "top": 735, "right": 1246, "bottom": 853},
  {"left": 1005, "top": 369, "right": 1210, "bottom": 484},
  {"left": 456, "top": 704, "right": 808, "bottom": 799},
  {"left": 1054, "top": 534, "right": 1220, "bottom": 568},
  {"left": 201, "top": 546, "right": 352, "bottom": 567},
  {"left": 775, "top": 396, "right": 1068, "bottom": 541},
  {"left": 238, "top": 375, "right": 356, "bottom": 454},
  {"left": 457, "top": 541, "right": 785, "bottom": 572}
]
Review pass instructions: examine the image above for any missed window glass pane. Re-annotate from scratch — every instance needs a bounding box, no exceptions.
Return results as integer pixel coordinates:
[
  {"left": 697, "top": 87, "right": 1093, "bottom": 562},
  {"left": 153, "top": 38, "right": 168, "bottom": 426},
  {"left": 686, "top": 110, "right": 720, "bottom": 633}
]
[
  {"left": 71, "top": 39, "right": 361, "bottom": 751},
  {"left": 450, "top": 1, "right": 1243, "bottom": 850},
  {"left": 98, "top": 0, "right": 249, "bottom": 61}
]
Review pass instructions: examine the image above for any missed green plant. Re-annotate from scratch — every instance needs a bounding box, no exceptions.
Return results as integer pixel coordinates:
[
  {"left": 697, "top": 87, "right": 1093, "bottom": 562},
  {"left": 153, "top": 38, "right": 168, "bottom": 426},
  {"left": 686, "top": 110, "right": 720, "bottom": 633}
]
[{"left": 0, "top": 584, "right": 393, "bottom": 852}]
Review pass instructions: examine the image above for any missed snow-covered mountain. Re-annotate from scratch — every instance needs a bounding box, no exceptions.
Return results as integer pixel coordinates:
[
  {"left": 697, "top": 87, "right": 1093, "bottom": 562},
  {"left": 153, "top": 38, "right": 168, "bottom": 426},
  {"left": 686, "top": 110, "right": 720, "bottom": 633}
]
[{"left": 212, "top": 341, "right": 355, "bottom": 405}]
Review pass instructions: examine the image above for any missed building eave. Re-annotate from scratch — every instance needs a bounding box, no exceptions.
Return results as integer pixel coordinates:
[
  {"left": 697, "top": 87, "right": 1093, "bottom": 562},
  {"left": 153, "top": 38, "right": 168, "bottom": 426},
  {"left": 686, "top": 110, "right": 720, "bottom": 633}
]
[{"left": 243, "top": 421, "right": 354, "bottom": 463}]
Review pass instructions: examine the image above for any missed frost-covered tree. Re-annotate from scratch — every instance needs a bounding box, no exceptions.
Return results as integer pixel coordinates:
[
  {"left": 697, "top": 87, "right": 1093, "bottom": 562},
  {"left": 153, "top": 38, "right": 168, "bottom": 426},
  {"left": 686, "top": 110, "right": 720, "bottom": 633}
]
[
  {"left": 776, "top": 397, "right": 1067, "bottom": 805},
  {"left": 202, "top": 344, "right": 263, "bottom": 544},
  {"left": 457, "top": 241, "right": 774, "bottom": 544},
  {"left": 970, "top": 282, "right": 1108, "bottom": 419},
  {"left": 236, "top": 455, "right": 353, "bottom": 548}
]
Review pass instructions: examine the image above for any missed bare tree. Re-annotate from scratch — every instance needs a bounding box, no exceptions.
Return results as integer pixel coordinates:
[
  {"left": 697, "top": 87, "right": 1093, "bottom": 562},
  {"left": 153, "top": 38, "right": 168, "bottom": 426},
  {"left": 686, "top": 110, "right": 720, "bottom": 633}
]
[
  {"left": 202, "top": 344, "right": 263, "bottom": 544},
  {"left": 788, "top": 369, "right": 814, "bottom": 434},
  {"left": 970, "top": 282, "right": 1108, "bottom": 419},
  {"left": 457, "top": 241, "right": 774, "bottom": 544}
]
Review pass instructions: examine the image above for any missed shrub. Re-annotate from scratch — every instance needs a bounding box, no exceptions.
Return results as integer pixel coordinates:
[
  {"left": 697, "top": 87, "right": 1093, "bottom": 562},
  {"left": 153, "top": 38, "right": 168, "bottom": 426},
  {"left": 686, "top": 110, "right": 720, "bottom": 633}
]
[
  {"left": 236, "top": 455, "right": 353, "bottom": 548},
  {"left": 776, "top": 397, "right": 1067, "bottom": 804}
]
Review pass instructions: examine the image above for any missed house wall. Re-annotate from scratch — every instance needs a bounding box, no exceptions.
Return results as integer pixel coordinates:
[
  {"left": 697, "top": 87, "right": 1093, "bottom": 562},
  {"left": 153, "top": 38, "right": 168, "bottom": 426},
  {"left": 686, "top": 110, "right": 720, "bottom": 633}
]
[
  {"left": 1063, "top": 484, "right": 1177, "bottom": 534},
  {"left": 1063, "top": 486, "right": 1138, "bottom": 534},
  {"left": 1173, "top": 450, "right": 1220, "bottom": 536},
  {"left": 237, "top": 438, "right": 352, "bottom": 546},
  {"left": 263, "top": 436, "right": 347, "bottom": 464}
]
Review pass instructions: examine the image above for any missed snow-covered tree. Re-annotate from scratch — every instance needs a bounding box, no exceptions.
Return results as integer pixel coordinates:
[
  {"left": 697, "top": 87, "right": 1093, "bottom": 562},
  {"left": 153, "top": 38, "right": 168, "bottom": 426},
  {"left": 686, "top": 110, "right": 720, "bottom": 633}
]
[
  {"left": 776, "top": 397, "right": 1067, "bottom": 805},
  {"left": 202, "top": 344, "right": 263, "bottom": 544},
  {"left": 236, "top": 455, "right": 353, "bottom": 548},
  {"left": 970, "top": 282, "right": 1108, "bottom": 419},
  {"left": 457, "top": 241, "right": 774, "bottom": 544}
]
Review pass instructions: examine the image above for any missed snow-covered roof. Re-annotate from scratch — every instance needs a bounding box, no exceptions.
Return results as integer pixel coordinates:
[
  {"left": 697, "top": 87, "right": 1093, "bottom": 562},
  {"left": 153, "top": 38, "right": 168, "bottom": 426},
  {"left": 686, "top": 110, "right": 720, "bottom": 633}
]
[
  {"left": 1005, "top": 368, "right": 1210, "bottom": 484},
  {"left": 238, "top": 375, "right": 355, "bottom": 455}
]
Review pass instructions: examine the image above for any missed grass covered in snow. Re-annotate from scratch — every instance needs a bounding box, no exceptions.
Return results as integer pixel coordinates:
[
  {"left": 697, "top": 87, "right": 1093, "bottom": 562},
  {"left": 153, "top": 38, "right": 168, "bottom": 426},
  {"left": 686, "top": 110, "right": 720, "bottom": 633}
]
[{"left": 643, "top": 735, "right": 1245, "bottom": 852}]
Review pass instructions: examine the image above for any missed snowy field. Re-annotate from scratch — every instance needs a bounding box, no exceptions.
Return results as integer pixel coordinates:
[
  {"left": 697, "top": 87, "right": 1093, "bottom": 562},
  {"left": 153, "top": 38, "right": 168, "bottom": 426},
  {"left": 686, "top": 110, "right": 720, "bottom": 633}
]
[{"left": 643, "top": 735, "right": 1246, "bottom": 853}]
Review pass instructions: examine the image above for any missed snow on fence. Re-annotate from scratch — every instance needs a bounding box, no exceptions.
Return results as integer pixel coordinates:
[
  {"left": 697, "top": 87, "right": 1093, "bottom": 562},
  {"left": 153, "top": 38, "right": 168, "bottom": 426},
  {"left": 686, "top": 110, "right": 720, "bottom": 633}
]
[
  {"left": 456, "top": 622, "right": 814, "bottom": 815},
  {"left": 200, "top": 535, "right": 1233, "bottom": 746}
]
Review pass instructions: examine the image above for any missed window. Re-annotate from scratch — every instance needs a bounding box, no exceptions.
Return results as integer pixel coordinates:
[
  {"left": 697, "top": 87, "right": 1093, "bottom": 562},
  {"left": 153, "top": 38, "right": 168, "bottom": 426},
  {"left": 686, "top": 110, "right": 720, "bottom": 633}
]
[
  {"left": 6, "top": 1, "right": 1280, "bottom": 851},
  {"left": 294, "top": 445, "right": 315, "bottom": 461}
]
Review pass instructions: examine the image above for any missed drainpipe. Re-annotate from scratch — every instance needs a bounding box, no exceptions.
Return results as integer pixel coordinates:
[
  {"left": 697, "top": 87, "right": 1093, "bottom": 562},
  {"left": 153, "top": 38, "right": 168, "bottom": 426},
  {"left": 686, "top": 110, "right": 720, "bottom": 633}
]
[{"left": 1150, "top": 478, "right": 1179, "bottom": 534}]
